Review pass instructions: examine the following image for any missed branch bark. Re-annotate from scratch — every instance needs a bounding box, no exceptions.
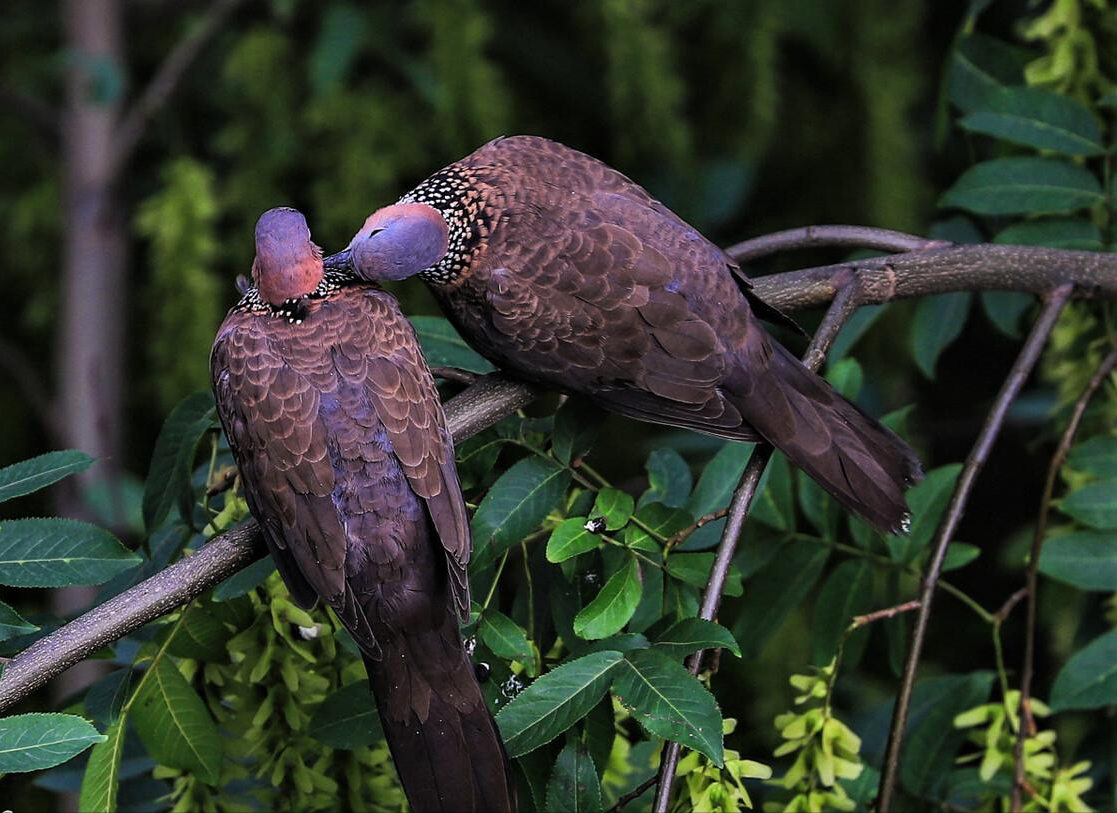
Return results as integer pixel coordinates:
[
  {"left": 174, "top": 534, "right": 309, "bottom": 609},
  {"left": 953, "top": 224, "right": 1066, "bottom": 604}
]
[
  {"left": 652, "top": 272, "right": 864, "bottom": 812},
  {"left": 0, "top": 373, "right": 532, "bottom": 711},
  {"left": 3, "top": 236, "right": 1115, "bottom": 716},
  {"left": 876, "top": 286, "right": 1074, "bottom": 812}
]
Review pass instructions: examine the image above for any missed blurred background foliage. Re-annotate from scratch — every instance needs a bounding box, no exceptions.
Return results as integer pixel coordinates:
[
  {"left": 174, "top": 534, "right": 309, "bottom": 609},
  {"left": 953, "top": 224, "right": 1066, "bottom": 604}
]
[{"left": 1, "top": 0, "right": 1115, "bottom": 811}]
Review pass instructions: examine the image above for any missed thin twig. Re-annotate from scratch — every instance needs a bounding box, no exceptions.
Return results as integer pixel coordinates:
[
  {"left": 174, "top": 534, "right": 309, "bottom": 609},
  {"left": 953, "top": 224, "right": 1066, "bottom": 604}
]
[
  {"left": 109, "top": 0, "right": 247, "bottom": 175},
  {"left": 0, "top": 373, "right": 535, "bottom": 712},
  {"left": 877, "top": 286, "right": 1074, "bottom": 813},
  {"left": 663, "top": 508, "right": 729, "bottom": 552},
  {"left": 852, "top": 600, "right": 922, "bottom": 629},
  {"left": 652, "top": 274, "right": 862, "bottom": 813},
  {"left": 1010, "top": 340, "right": 1117, "bottom": 812},
  {"left": 994, "top": 588, "right": 1029, "bottom": 625},
  {"left": 607, "top": 774, "right": 659, "bottom": 813},
  {"left": 726, "top": 225, "right": 950, "bottom": 263}
]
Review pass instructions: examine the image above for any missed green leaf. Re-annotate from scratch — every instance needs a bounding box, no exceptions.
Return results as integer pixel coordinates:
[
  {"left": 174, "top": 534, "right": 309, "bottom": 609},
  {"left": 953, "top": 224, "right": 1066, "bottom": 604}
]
[
  {"left": 797, "top": 470, "right": 839, "bottom": 539},
  {"left": 811, "top": 560, "right": 875, "bottom": 665},
  {"left": 471, "top": 457, "right": 571, "bottom": 569},
  {"left": 958, "top": 87, "right": 1105, "bottom": 156},
  {"left": 496, "top": 651, "right": 624, "bottom": 757},
  {"left": 654, "top": 618, "right": 741, "bottom": 659},
  {"left": 1038, "top": 531, "right": 1117, "bottom": 591},
  {"left": 911, "top": 293, "right": 972, "bottom": 379},
  {"left": 0, "top": 598, "right": 38, "bottom": 641},
  {"left": 0, "top": 451, "right": 94, "bottom": 504},
  {"left": 547, "top": 518, "right": 600, "bottom": 563},
  {"left": 829, "top": 304, "right": 888, "bottom": 362},
  {"left": 84, "top": 668, "right": 132, "bottom": 729},
  {"left": 940, "top": 157, "right": 1104, "bottom": 215},
  {"left": 826, "top": 357, "right": 863, "bottom": 399},
  {"left": 1059, "top": 478, "right": 1117, "bottom": 529},
  {"left": 733, "top": 539, "right": 829, "bottom": 658},
  {"left": 686, "top": 443, "right": 749, "bottom": 518},
  {"left": 889, "top": 464, "right": 963, "bottom": 563},
  {"left": 574, "top": 557, "right": 642, "bottom": 640},
  {"left": 553, "top": 398, "right": 606, "bottom": 464},
  {"left": 1067, "top": 435, "right": 1117, "bottom": 478},
  {"left": 666, "top": 553, "right": 742, "bottom": 597},
  {"left": 307, "top": 682, "right": 384, "bottom": 749},
  {"left": 545, "top": 740, "right": 603, "bottom": 813},
  {"left": 408, "top": 315, "right": 495, "bottom": 374},
  {"left": 131, "top": 657, "right": 223, "bottom": 783},
  {"left": 949, "top": 34, "right": 1027, "bottom": 112},
  {"left": 0, "top": 518, "right": 140, "bottom": 587},
  {"left": 142, "top": 391, "right": 217, "bottom": 532},
  {"left": 1050, "top": 629, "right": 1117, "bottom": 711},
  {"left": 480, "top": 609, "right": 533, "bottom": 662},
  {"left": 78, "top": 718, "right": 126, "bottom": 813},
  {"left": 901, "top": 672, "right": 993, "bottom": 798},
  {"left": 644, "top": 449, "right": 692, "bottom": 508},
  {"left": 994, "top": 218, "right": 1103, "bottom": 251},
  {"left": 625, "top": 503, "right": 693, "bottom": 552},
  {"left": 0, "top": 713, "right": 105, "bottom": 773},
  {"left": 590, "top": 488, "right": 634, "bottom": 531},
  {"left": 583, "top": 697, "right": 616, "bottom": 779},
  {"left": 212, "top": 555, "right": 275, "bottom": 600},
  {"left": 942, "top": 543, "right": 981, "bottom": 572},
  {"left": 164, "top": 606, "right": 232, "bottom": 661},
  {"left": 749, "top": 452, "right": 794, "bottom": 532},
  {"left": 613, "top": 649, "right": 723, "bottom": 765},
  {"left": 980, "top": 292, "right": 1033, "bottom": 338}
]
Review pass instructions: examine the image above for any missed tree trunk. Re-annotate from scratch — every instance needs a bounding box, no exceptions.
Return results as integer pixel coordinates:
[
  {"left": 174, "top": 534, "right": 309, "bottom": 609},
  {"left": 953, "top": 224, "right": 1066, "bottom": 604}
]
[{"left": 55, "top": 0, "right": 125, "bottom": 701}]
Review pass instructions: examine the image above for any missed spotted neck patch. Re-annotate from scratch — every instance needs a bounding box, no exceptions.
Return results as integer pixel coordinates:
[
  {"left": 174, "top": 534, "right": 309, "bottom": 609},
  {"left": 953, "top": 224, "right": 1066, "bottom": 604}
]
[
  {"left": 233, "top": 268, "right": 360, "bottom": 323},
  {"left": 399, "top": 165, "right": 495, "bottom": 285}
]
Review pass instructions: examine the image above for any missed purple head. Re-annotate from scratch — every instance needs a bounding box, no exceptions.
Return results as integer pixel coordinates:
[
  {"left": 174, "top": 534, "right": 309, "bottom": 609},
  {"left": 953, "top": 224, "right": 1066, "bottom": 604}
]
[
  {"left": 335, "top": 203, "right": 449, "bottom": 282},
  {"left": 251, "top": 207, "right": 324, "bottom": 305}
]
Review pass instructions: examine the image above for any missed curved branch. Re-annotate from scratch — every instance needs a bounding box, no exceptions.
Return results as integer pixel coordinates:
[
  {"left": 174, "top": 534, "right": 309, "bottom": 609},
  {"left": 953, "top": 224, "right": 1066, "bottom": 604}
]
[
  {"left": 2, "top": 235, "right": 1114, "bottom": 714},
  {"left": 726, "top": 225, "right": 950, "bottom": 263},
  {"left": 0, "top": 373, "right": 534, "bottom": 711}
]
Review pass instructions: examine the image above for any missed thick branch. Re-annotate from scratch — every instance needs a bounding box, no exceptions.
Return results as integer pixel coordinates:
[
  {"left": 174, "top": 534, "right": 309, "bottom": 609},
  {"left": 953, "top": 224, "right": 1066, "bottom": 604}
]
[
  {"left": 877, "top": 286, "right": 1074, "bottom": 812},
  {"left": 0, "top": 373, "right": 533, "bottom": 712},
  {"left": 109, "top": 0, "right": 247, "bottom": 175},
  {"left": 751, "top": 243, "right": 1117, "bottom": 310},
  {"left": 2, "top": 234, "right": 1114, "bottom": 713}
]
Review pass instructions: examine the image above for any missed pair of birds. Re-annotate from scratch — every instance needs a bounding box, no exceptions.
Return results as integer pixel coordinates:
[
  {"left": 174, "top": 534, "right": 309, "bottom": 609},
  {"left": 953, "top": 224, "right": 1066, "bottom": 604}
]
[{"left": 211, "top": 136, "right": 922, "bottom": 812}]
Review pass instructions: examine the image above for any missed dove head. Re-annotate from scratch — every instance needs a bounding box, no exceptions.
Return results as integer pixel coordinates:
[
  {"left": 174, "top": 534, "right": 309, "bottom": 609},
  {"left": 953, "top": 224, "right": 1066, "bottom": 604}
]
[
  {"left": 251, "top": 207, "right": 324, "bottom": 306},
  {"left": 332, "top": 203, "right": 449, "bottom": 282}
]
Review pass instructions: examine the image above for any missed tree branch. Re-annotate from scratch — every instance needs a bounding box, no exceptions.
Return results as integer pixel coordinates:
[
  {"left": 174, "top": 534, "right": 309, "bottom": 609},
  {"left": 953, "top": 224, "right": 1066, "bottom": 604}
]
[
  {"left": 109, "top": 0, "right": 247, "bottom": 176},
  {"left": 726, "top": 225, "right": 950, "bottom": 263},
  {"left": 0, "top": 373, "right": 534, "bottom": 712},
  {"left": 653, "top": 272, "right": 863, "bottom": 812},
  {"left": 1, "top": 233, "right": 1114, "bottom": 715},
  {"left": 877, "top": 286, "right": 1074, "bottom": 812},
  {"left": 1010, "top": 340, "right": 1117, "bottom": 812},
  {"left": 749, "top": 243, "right": 1117, "bottom": 310}
]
